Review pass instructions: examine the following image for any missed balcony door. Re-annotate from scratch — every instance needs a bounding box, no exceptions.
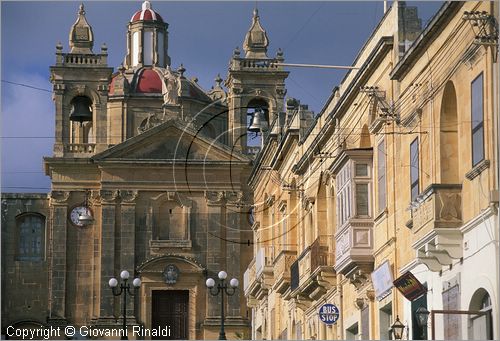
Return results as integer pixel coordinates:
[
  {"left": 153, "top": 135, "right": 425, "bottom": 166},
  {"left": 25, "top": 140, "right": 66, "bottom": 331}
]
[{"left": 152, "top": 290, "right": 189, "bottom": 340}]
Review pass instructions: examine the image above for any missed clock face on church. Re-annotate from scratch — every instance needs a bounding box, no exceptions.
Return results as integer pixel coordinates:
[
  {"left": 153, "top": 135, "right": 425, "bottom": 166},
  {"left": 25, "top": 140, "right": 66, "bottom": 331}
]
[{"left": 69, "top": 205, "right": 93, "bottom": 227}]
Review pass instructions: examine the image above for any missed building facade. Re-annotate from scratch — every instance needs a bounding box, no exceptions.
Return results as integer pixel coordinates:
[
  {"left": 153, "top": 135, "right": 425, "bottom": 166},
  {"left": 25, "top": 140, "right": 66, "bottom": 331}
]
[
  {"left": 245, "top": 1, "right": 499, "bottom": 340},
  {"left": 1, "top": 2, "right": 290, "bottom": 339}
]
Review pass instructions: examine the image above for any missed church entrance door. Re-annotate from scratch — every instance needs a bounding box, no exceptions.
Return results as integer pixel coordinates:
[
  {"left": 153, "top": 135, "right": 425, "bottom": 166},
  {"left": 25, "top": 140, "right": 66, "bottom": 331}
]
[{"left": 151, "top": 290, "right": 189, "bottom": 340}]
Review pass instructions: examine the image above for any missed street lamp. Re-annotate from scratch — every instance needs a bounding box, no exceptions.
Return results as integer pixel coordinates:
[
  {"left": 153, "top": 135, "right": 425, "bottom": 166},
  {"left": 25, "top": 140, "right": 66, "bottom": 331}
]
[
  {"left": 109, "top": 270, "right": 141, "bottom": 340},
  {"left": 206, "top": 270, "right": 239, "bottom": 340},
  {"left": 390, "top": 315, "right": 406, "bottom": 340},
  {"left": 415, "top": 307, "right": 430, "bottom": 338}
]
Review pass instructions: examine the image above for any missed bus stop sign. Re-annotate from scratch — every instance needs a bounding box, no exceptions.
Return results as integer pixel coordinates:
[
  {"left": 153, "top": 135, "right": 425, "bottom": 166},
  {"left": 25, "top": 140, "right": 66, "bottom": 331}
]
[{"left": 319, "top": 304, "right": 340, "bottom": 325}]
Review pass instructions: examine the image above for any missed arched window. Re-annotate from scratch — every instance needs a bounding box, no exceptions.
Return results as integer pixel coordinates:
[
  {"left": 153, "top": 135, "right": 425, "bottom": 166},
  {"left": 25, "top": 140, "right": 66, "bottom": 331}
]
[
  {"left": 469, "top": 288, "right": 493, "bottom": 339},
  {"left": 16, "top": 213, "right": 45, "bottom": 261}
]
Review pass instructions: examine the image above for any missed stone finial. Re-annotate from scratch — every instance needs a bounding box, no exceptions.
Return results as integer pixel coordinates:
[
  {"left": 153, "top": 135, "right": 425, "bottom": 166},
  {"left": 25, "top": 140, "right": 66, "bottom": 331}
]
[
  {"left": 142, "top": 0, "right": 152, "bottom": 11},
  {"left": 177, "top": 64, "right": 186, "bottom": 78},
  {"left": 214, "top": 74, "right": 223, "bottom": 88},
  {"left": 276, "top": 48, "right": 284, "bottom": 59},
  {"left": 243, "top": 7, "right": 269, "bottom": 58},
  {"left": 69, "top": 2, "right": 94, "bottom": 54},
  {"left": 56, "top": 41, "right": 63, "bottom": 51},
  {"left": 233, "top": 46, "right": 241, "bottom": 58}
]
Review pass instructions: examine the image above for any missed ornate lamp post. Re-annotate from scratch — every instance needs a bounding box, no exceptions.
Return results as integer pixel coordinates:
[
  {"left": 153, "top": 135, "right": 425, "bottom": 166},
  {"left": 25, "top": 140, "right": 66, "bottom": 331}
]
[
  {"left": 109, "top": 270, "right": 141, "bottom": 340},
  {"left": 206, "top": 270, "right": 239, "bottom": 340},
  {"left": 390, "top": 315, "right": 406, "bottom": 340}
]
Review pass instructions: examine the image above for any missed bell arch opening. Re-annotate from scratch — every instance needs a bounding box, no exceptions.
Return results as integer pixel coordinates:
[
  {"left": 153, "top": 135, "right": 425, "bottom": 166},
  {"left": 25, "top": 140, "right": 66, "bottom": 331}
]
[
  {"left": 69, "top": 95, "right": 94, "bottom": 144},
  {"left": 439, "top": 81, "right": 459, "bottom": 183},
  {"left": 246, "top": 98, "right": 270, "bottom": 151}
]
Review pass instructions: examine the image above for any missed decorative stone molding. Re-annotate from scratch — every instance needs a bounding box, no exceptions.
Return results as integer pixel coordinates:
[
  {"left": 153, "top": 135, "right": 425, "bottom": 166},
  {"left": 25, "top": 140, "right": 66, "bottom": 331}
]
[
  {"left": 151, "top": 191, "right": 192, "bottom": 208},
  {"left": 120, "top": 190, "right": 138, "bottom": 203},
  {"left": 49, "top": 191, "right": 70, "bottom": 204},
  {"left": 226, "top": 191, "right": 250, "bottom": 207},
  {"left": 320, "top": 170, "right": 332, "bottom": 186},
  {"left": 205, "top": 191, "right": 226, "bottom": 206},
  {"left": 264, "top": 193, "right": 275, "bottom": 207},
  {"left": 99, "top": 190, "right": 119, "bottom": 204},
  {"left": 465, "top": 159, "right": 490, "bottom": 180},
  {"left": 232, "top": 87, "right": 243, "bottom": 95},
  {"left": 348, "top": 269, "right": 372, "bottom": 290},
  {"left": 301, "top": 194, "right": 315, "bottom": 211}
]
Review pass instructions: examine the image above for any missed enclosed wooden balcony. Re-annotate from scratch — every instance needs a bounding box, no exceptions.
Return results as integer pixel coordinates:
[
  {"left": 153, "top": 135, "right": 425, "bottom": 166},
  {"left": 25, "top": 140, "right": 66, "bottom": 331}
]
[
  {"left": 272, "top": 249, "right": 297, "bottom": 295},
  {"left": 334, "top": 218, "right": 374, "bottom": 282},
  {"left": 409, "top": 184, "right": 463, "bottom": 271},
  {"left": 243, "top": 246, "right": 274, "bottom": 300}
]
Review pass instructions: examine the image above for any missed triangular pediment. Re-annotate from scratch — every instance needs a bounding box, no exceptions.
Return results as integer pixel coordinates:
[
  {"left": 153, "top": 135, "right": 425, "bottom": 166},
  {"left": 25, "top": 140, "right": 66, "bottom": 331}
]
[{"left": 92, "top": 119, "right": 250, "bottom": 162}]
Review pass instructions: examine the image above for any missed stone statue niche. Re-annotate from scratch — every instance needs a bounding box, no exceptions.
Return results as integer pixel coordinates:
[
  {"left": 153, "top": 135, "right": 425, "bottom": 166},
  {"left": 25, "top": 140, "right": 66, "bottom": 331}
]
[{"left": 157, "top": 201, "right": 186, "bottom": 240}]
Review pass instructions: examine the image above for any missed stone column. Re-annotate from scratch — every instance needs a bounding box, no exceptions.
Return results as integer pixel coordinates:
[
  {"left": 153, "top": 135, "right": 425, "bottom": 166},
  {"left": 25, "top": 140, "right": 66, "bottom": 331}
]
[
  {"left": 205, "top": 191, "right": 225, "bottom": 317},
  {"left": 99, "top": 190, "right": 118, "bottom": 320},
  {"left": 48, "top": 191, "right": 70, "bottom": 323},
  {"left": 120, "top": 190, "right": 137, "bottom": 318}
]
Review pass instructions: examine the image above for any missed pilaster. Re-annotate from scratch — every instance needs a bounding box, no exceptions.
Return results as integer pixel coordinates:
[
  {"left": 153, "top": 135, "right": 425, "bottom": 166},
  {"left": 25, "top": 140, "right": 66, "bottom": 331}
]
[
  {"left": 98, "top": 190, "right": 119, "bottom": 319},
  {"left": 205, "top": 191, "right": 225, "bottom": 316},
  {"left": 48, "top": 191, "right": 70, "bottom": 322},
  {"left": 120, "top": 190, "right": 138, "bottom": 317}
]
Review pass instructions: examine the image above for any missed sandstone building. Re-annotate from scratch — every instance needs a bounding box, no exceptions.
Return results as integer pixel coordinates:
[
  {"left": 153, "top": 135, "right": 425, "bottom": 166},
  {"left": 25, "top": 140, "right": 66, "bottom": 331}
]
[
  {"left": 1, "top": 2, "right": 289, "bottom": 339},
  {"left": 244, "top": 1, "right": 499, "bottom": 340}
]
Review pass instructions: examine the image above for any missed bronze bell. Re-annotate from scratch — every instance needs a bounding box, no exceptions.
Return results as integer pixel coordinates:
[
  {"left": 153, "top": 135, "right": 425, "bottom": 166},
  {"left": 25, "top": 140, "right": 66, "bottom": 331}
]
[
  {"left": 69, "top": 96, "right": 93, "bottom": 124},
  {"left": 248, "top": 109, "right": 269, "bottom": 133}
]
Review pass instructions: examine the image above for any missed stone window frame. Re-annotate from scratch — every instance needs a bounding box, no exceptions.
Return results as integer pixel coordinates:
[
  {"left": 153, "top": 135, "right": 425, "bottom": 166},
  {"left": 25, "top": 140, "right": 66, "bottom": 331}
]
[{"left": 15, "top": 212, "right": 46, "bottom": 262}]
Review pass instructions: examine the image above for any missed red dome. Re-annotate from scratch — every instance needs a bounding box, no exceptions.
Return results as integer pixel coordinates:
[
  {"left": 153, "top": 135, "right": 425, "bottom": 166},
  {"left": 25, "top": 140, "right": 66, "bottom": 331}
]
[
  {"left": 130, "top": 1, "right": 163, "bottom": 23},
  {"left": 136, "top": 69, "right": 162, "bottom": 93}
]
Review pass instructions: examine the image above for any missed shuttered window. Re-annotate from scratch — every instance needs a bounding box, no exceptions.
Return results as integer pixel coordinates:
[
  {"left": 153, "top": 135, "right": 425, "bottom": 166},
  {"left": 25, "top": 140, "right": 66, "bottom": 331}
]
[
  {"left": 471, "top": 73, "right": 484, "bottom": 166},
  {"left": 410, "top": 138, "right": 419, "bottom": 201}
]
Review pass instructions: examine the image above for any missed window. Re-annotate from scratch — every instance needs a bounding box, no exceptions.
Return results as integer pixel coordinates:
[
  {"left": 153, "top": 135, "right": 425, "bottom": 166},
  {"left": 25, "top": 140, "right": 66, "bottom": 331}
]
[
  {"left": 336, "top": 158, "right": 372, "bottom": 226},
  {"left": 281, "top": 208, "right": 288, "bottom": 250},
  {"left": 471, "top": 73, "right": 484, "bottom": 166},
  {"left": 377, "top": 140, "right": 387, "bottom": 212},
  {"left": 410, "top": 138, "right": 420, "bottom": 201},
  {"left": 337, "top": 163, "right": 352, "bottom": 227},
  {"left": 16, "top": 213, "right": 45, "bottom": 261}
]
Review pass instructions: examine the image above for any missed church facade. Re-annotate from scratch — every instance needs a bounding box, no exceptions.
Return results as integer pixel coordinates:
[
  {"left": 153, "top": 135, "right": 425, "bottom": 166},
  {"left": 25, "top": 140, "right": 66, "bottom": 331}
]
[{"left": 1, "top": 2, "right": 288, "bottom": 339}]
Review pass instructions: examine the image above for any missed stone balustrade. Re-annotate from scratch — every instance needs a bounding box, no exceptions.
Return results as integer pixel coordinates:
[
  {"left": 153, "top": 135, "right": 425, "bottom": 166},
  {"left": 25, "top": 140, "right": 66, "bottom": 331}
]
[{"left": 64, "top": 143, "right": 96, "bottom": 153}]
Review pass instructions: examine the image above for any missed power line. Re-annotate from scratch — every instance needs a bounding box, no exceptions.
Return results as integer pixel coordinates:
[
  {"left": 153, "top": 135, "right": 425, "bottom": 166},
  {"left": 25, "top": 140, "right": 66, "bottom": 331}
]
[{"left": 1, "top": 80, "right": 52, "bottom": 93}]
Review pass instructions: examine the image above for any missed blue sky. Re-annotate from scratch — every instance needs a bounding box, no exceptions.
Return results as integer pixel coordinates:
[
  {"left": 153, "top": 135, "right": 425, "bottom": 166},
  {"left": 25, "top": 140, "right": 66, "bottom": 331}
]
[{"left": 1, "top": 1, "right": 443, "bottom": 192}]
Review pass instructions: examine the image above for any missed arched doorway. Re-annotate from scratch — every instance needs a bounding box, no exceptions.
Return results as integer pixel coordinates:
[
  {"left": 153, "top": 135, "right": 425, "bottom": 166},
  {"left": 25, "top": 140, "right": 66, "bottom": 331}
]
[
  {"left": 439, "top": 81, "right": 459, "bottom": 183},
  {"left": 468, "top": 288, "right": 493, "bottom": 340}
]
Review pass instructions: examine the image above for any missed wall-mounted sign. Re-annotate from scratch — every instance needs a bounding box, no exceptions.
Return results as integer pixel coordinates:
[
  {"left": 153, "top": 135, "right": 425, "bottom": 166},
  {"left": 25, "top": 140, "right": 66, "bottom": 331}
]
[
  {"left": 319, "top": 304, "right": 340, "bottom": 325},
  {"left": 371, "top": 260, "right": 393, "bottom": 301},
  {"left": 393, "top": 271, "right": 427, "bottom": 301}
]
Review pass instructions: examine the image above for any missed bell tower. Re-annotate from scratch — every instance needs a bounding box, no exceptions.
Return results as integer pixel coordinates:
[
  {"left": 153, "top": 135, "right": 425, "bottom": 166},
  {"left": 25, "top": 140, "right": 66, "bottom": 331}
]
[
  {"left": 226, "top": 8, "right": 289, "bottom": 152},
  {"left": 50, "top": 4, "right": 113, "bottom": 157}
]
